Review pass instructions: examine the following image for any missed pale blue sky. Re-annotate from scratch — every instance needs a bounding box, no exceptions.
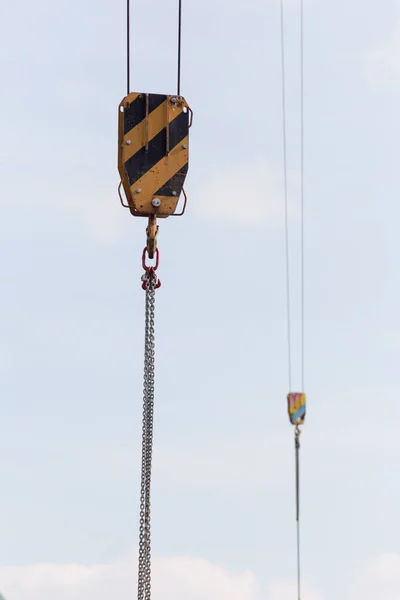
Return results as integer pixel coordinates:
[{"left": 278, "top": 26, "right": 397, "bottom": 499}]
[{"left": 0, "top": 0, "right": 400, "bottom": 598}]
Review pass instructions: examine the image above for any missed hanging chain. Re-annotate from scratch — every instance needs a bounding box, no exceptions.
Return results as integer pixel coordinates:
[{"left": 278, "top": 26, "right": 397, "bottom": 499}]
[
  {"left": 295, "top": 427, "right": 301, "bottom": 600},
  {"left": 137, "top": 266, "right": 158, "bottom": 600}
]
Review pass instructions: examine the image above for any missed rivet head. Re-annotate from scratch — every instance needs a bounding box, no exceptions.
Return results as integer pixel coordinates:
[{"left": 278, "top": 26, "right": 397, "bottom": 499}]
[
  {"left": 136, "top": 188, "right": 141, "bottom": 194},
  {"left": 125, "top": 139, "right": 131, "bottom": 145},
  {"left": 172, "top": 191, "right": 177, "bottom": 196},
  {"left": 171, "top": 97, "right": 178, "bottom": 104},
  {"left": 182, "top": 144, "right": 187, "bottom": 149},
  {"left": 152, "top": 198, "right": 161, "bottom": 207}
]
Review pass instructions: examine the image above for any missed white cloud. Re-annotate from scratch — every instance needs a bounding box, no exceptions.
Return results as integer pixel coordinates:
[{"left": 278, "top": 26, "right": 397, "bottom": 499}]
[
  {"left": 310, "top": 421, "right": 400, "bottom": 453},
  {"left": 74, "top": 432, "right": 291, "bottom": 492},
  {"left": 154, "top": 557, "right": 259, "bottom": 600},
  {"left": 56, "top": 158, "right": 296, "bottom": 238},
  {"left": 367, "top": 21, "right": 400, "bottom": 82},
  {"left": 154, "top": 433, "right": 290, "bottom": 491},
  {"left": 3, "top": 145, "right": 296, "bottom": 240},
  {"left": 3, "top": 553, "right": 400, "bottom": 600},
  {"left": 267, "top": 579, "right": 323, "bottom": 600},
  {"left": 345, "top": 554, "right": 400, "bottom": 600},
  {"left": 45, "top": 178, "right": 131, "bottom": 243},
  {"left": 192, "top": 158, "right": 298, "bottom": 228},
  {"left": 0, "top": 172, "right": 131, "bottom": 244},
  {"left": 63, "top": 188, "right": 130, "bottom": 243},
  {"left": 0, "top": 554, "right": 260, "bottom": 600}
]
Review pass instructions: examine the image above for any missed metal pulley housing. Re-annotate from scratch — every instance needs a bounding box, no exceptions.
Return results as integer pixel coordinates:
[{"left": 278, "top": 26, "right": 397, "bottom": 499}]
[{"left": 118, "top": 92, "right": 191, "bottom": 218}]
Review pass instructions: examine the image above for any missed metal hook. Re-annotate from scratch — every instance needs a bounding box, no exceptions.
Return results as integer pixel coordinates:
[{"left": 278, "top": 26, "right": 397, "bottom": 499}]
[{"left": 146, "top": 216, "right": 158, "bottom": 259}]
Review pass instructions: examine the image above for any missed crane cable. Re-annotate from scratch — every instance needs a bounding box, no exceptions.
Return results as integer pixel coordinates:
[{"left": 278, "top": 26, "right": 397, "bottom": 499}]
[
  {"left": 280, "top": 1, "right": 305, "bottom": 599},
  {"left": 126, "top": 0, "right": 183, "bottom": 96},
  {"left": 125, "top": 2, "right": 185, "bottom": 599}
]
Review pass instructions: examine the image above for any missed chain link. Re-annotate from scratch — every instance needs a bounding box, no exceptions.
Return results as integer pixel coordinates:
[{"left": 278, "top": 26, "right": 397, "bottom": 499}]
[{"left": 137, "top": 270, "right": 157, "bottom": 600}]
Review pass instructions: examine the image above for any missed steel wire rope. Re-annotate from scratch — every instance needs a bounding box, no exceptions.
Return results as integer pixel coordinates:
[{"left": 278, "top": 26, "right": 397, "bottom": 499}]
[
  {"left": 177, "top": 0, "right": 182, "bottom": 95},
  {"left": 127, "top": 0, "right": 130, "bottom": 95},
  {"left": 279, "top": 1, "right": 305, "bottom": 599}
]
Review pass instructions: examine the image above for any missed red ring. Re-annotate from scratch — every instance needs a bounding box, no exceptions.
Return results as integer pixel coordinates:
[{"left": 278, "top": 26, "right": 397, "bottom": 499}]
[{"left": 142, "top": 247, "right": 159, "bottom": 271}]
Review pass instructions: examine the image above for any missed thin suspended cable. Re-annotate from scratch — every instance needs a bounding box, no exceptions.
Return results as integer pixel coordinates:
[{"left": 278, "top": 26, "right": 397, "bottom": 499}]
[
  {"left": 298, "top": 2, "right": 305, "bottom": 595},
  {"left": 127, "top": 0, "right": 182, "bottom": 97},
  {"left": 177, "top": 0, "right": 182, "bottom": 95},
  {"left": 300, "top": 0, "right": 305, "bottom": 393},
  {"left": 280, "top": 0, "right": 292, "bottom": 392},
  {"left": 296, "top": 5, "right": 305, "bottom": 600},
  {"left": 127, "top": 0, "right": 131, "bottom": 95},
  {"left": 280, "top": 0, "right": 305, "bottom": 597}
]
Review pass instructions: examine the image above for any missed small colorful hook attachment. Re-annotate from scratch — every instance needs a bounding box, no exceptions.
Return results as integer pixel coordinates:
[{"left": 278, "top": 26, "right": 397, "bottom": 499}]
[{"left": 287, "top": 392, "right": 306, "bottom": 427}]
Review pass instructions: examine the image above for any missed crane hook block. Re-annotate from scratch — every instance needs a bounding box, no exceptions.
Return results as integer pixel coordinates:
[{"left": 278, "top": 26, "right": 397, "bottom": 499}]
[
  {"left": 118, "top": 92, "right": 191, "bottom": 218},
  {"left": 287, "top": 392, "right": 306, "bottom": 426}
]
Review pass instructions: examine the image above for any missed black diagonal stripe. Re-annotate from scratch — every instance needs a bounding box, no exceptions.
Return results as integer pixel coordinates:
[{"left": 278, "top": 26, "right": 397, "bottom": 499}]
[
  {"left": 123, "top": 93, "right": 166, "bottom": 135},
  {"left": 124, "top": 111, "right": 189, "bottom": 186},
  {"left": 169, "top": 109, "right": 189, "bottom": 148},
  {"left": 148, "top": 93, "right": 167, "bottom": 113},
  {"left": 125, "top": 128, "right": 166, "bottom": 185},
  {"left": 155, "top": 164, "right": 188, "bottom": 196}
]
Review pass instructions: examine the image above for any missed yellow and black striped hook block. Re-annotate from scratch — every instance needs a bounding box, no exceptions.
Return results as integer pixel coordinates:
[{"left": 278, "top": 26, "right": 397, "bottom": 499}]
[{"left": 118, "top": 92, "right": 191, "bottom": 219}]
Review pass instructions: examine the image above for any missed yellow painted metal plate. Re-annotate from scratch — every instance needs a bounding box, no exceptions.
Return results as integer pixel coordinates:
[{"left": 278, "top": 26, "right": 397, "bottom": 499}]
[{"left": 118, "top": 92, "right": 190, "bottom": 217}]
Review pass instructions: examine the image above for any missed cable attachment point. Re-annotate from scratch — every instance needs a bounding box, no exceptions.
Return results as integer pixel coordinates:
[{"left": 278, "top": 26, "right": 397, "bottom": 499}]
[
  {"left": 141, "top": 247, "right": 161, "bottom": 290},
  {"left": 287, "top": 392, "right": 306, "bottom": 426},
  {"left": 146, "top": 215, "right": 158, "bottom": 259},
  {"left": 295, "top": 425, "right": 301, "bottom": 448}
]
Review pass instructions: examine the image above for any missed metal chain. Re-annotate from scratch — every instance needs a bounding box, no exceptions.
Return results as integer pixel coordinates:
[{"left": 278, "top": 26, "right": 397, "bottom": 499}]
[
  {"left": 295, "top": 426, "right": 301, "bottom": 600},
  {"left": 137, "top": 270, "right": 157, "bottom": 600}
]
